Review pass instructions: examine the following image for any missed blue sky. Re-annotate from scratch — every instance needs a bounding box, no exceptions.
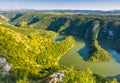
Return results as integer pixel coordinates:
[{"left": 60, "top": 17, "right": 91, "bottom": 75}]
[{"left": 0, "top": 0, "right": 120, "bottom": 10}]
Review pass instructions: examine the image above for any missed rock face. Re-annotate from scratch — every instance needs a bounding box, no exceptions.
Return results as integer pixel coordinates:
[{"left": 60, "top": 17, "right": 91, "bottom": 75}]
[
  {"left": 85, "top": 29, "right": 89, "bottom": 38},
  {"left": 0, "top": 58, "right": 11, "bottom": 76},
  {"left": 107, "top": 30, "right": 114, "bottom": 39},
  {"left": 49, "top": 71, "right": 64, "bottom": 83}
]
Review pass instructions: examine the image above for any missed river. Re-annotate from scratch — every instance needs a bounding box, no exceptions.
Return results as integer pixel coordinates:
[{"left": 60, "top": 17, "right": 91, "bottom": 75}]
[
  {"left": 56, "top": 35, "right": 120, "bottom": 77},
  {"left": 7, "top": 20, "right": 120, "bottom": 77}
]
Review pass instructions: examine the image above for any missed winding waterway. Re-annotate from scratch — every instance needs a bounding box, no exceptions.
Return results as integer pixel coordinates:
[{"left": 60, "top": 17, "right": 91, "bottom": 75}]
[
  {"left": 7, "top": 21, "right": 120, "bottom": 77},
  {"left": 56, "top": 35, "right": 120, "bottom": 77}
]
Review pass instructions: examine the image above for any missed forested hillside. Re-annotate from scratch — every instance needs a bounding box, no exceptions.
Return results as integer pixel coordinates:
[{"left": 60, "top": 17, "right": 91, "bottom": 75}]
[
  {"left": 4, "top": 12, "right": 120, "bottom": 41},
  {"left": 3, "top": 12, "right": 120, "bottom": 61},
  {"left": 0, "top": 24, "right": 76, "bottom": 82},
  {"left": 0, "top": 12, "right": 119, "bottom": 82}
]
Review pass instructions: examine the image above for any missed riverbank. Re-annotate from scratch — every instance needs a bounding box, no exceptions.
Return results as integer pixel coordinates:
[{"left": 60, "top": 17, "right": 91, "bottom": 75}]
[
  {"left": 57, "top": 43, "right": 75, "bottom": 66},
  {"left": 58, "top": 36, "right": 120, "bottom": 77},
  {"left": 54, "top": 35, "right": 76, "bottom": 66}
]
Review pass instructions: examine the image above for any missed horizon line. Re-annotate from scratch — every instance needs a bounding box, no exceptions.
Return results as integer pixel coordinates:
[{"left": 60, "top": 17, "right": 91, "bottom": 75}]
[{"left": 0, "top": 8, "right": 120, "bottom": 11}]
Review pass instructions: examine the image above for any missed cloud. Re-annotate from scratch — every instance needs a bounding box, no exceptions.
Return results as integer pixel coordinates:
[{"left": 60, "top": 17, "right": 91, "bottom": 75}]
[{"left": 0, "top": 0, "right": 120, "bottom": 10}]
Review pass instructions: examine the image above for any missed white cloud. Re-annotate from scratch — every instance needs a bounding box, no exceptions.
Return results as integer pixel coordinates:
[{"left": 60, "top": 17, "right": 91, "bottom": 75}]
[{"left": 0, "top": 1, "right": 120, "bottom": 10}]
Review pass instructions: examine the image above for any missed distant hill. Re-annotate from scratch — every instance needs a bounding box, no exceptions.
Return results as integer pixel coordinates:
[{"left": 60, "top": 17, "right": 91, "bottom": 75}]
[
  {"left": 37, "top": 10, "right": 120, "bottom": 15},
  {"left": 1, "top": 9, "right": 120, "bottom": 15}
]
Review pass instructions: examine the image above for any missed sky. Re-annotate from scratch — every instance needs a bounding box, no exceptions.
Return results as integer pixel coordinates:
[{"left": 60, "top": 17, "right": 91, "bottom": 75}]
[{"left": 0, "top": 0, "right": 120, "bottom": 10}]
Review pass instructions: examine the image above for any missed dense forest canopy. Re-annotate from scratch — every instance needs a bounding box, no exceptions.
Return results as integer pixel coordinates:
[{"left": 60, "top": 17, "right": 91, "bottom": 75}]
[{"left": 0, "top": 11, "right": 119, "bottom": 82}]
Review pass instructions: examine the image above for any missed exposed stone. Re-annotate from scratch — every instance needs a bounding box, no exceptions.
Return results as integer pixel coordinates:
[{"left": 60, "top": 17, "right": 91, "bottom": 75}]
[
  {"left": 49, "top": 71, "right": 64, "bottom": 83},
  {"left": 61, "top": 32, "right": 65, "bottom": 34},
  {"left": 85, "top": 29, "right": 89, "bottom": 38},
  {"left": 93, "top": 24, "right": 99, "bottom": 31},
  {"left": 71, "top": 31, "right": 78, "bottom": 35},
  {"left": 107, "top": 29, "right": 114, "bottom": 39},
  {"left": 0, "top": 58, "right": 11, "bottom": 77},
  {"left": 108, "top": 30, "right": 114, "bottom": 36}
]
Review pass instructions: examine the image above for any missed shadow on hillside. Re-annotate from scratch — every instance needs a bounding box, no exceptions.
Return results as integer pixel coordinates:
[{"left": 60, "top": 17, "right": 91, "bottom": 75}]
[
  {"left": 27, "top": 17, "right": 40, "bottom": 25},
  {"left": 60, "top": 19, "right": 80, "bottom": 35},
  {"left": 100, "top": 41, "right": 120, "bottom": 64},
  {"left": 46, "top": 17, "right": 67, "bottom": 32},
  {"left": 10, "top": 13, "right": 23, "bottom": 22},
  {"left": 60, "top": 20, "right": 91, "bottom": 36}
]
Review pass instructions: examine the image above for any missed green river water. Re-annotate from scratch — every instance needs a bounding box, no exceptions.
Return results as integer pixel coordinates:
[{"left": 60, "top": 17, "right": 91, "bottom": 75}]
[{"left": 56, "top": 36, "right": 120, "bottom": 77}]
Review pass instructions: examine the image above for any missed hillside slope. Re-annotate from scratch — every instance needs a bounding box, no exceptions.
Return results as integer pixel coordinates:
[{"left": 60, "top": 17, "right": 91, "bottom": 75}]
[
  {"left": 0, "top": 24, "right": 75, "bottom": 82},
  {"left": 0, "top": 12, "right": 119, "bottom": 82},
  {"left": 4, "top": 12, "right": 119, "bottom": 61}
]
